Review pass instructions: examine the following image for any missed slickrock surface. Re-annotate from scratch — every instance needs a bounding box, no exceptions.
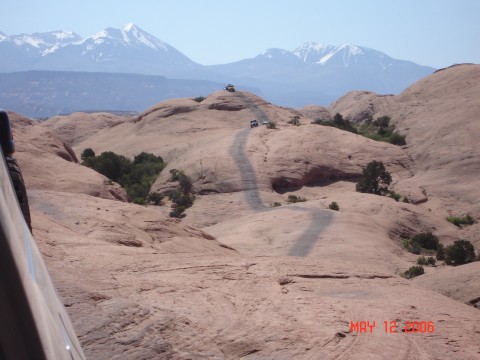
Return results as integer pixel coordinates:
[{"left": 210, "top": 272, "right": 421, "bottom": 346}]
[{"left": 11, "top": 64, "right": 480, "bottom": 359}]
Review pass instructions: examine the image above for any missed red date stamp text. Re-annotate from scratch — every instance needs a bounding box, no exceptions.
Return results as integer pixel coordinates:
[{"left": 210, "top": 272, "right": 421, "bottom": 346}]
[{"left": 349, "top": 320, "right": 435, "bottom": 334}]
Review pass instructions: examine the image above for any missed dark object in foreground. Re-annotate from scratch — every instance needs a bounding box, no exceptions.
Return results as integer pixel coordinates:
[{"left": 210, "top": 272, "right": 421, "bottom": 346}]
[
  {"left": 0, "top": 122, "right": 86, "bottom": 359},
  {"left": 0, "top": 110, "right": 31, "bottom": 231}
]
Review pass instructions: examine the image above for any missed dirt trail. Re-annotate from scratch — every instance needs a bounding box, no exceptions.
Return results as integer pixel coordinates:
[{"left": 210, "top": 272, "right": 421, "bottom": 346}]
[
  {"left": 229, "top": 91, "right": 333, "bottom": 257},
  {"left": 286, "top": 207, "right": 333, "bottom": 256},
  {"left": 229, "top": 128, "right": 265, "bottom": 210}
]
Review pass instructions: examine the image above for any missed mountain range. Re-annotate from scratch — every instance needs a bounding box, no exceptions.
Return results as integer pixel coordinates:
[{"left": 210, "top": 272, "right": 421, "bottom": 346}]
[
  {"left": 0, "top": 23, "right": 435, "bottom": 116},
  {"left": 0, "top": 24, "right": 204, "bottom": 78}
]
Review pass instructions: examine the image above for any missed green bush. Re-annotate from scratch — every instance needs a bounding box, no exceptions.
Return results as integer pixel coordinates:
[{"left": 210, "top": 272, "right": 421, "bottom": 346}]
[
  {"left": 148, "top": 192, "right": 164, "bottom": 205},
  {"left": 403, "top": 235, "right": 432, "bottom": 255},
  {"left": 169, "top": 188, "right": 194, "bottom": 208},
  {"left": 311, "top": 118, "right": 329, "bottom": 125},
  {"left": 377, "top": 126, "right": 392, "bottom": 137},
  {"left": 373, "top": 116, "right": 391, "bottom": 127},
  {"left": 417, "top": 256, "right": 427, "bottom": 265},
  {"left": 390, "top": 133, "right": 407, "bottom": 145},
  {"left": 266, "top": 121, "right": 277, "bottom": 129},
  {"left": 417, "top": 256, "right": 436, "bottom": 266},
  {"left": 436, "top": 244, "right": 445, "bottom": 260},
  {"left": 83, "top": 151, "right": 133, "bottom": 183},
  {"left": 447, "top": 214, "right": 475, "bottom": 227},
  {"left": 179, "top": 175, "right": 193, "bottom": 194},
  {"left": 82, "top": 151, "right": 165, "bottom": 203},
  {"left": 410, "top": 242, "right": 422, "bottom": 255},
  {"left": 287, "top": 194, "right": 307, "bottom": 203},
  {"left": 444, "top": 239, "right": 476, "bottom": 265},
  {"left": 412, "top": 232, "right": 439, "bottom": 250},
  {"left": 328, "top": 201, "right": 340, "bottom": 211},
  {"left": 389, "top": 191, "right": 401, "bottom": 201},
  {"left": 133, "top": 197, "right": 146, "bottom": 205},
  {"left": 192, "top": 96, "right": 206, "bottom": 103},
  {"left": 169, "top": 168, "right": 181, "bottom": 181},
  {"left": 271, "top": 202, "right": 282, "bottom": 207},
  {"left": 167, "top": 170, "right": 195, "bottom": 218},
  {"left": 133, "top": 152, "right": 164, "bottom": 165},
  {"left": 312, "top": 113, "right": 357, "bottom": 134},
  {"left": 356, "top": 160, "right": 392, "bottom": 195},
  {"left": 333, "top": 113, "right": 357, "bottom": 133},
  {"left": 81, "top": 148, "right": 95, "bottom": 160},
  {"left": 288, "top": 116, "right": 301, "bottom": 126},
  {"left": 169, "top": 169, "right": 193, "bottom": 193},
  {"left": 127, "top": 183, "right": 149, "bottom": 200},
  {"left": 169, "top": 205, "right": 186, "bottom": 218},
  {"left": 125, "top": 153, "right": 165, "bottom": 199},
  {"left": 403, "top": 265, "right": 425, "bottom": 279},
  {"left": 447, "top": 217, "right": 461, "bottom": 226},
  {"left": 357, "top": 115, "right": 406, "bottom": 145}
]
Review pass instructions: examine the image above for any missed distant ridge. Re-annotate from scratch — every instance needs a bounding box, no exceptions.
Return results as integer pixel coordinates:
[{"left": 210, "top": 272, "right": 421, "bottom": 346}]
[
  {"left": 434, "top": 63, "right": 476, "bottom": 73},
  {"left": 0, "top": 70, "right": 228, "bottom": 118}
]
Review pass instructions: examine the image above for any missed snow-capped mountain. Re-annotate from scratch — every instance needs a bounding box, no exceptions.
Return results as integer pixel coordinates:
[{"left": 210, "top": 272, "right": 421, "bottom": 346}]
[
  {"left": 0, "top": 30, "right": 83, "bottom": 71},
  {"left": 86, "top": 23, "right": 170, "bottom": 52},
  {"left": 0, "top": 24, "right": 202, "bottom": 76},
  {"left": 292, "top": 42, "right": 338, "bottom": 64},
  {"left": 0, "top": 30, "right": 81, "bottom": 50},
  {"left": 210, "top": 42, "right": 421, "bottom": 75},
  {"left": 72, "top": 23, "right": 196, "bottom": 70},
  {"left": 0, "top": 25, "right": 436, "bottom": 115},
  {"left": 292, "top": 42, "right": 396, "bottom": 69},
  {"left": 207, "top": 42, "right": 434, "bottom": 106}
]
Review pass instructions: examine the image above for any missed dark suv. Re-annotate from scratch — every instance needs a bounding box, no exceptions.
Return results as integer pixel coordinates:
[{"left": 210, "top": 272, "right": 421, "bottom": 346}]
[
  {"left": 0, "top": 110, "right": 31, "bottom": 231},
  {"left": 225, "top": 84, "right": 235, "bottom": 92}
]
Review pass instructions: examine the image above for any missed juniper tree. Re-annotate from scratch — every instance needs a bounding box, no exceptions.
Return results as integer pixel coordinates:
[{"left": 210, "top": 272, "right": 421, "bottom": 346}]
[{"left": 356, "top": 160, "right": 392, "bottom": 195}]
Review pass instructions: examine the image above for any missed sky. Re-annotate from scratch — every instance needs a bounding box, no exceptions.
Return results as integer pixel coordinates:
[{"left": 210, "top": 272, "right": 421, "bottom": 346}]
[{"left": 2, "top": 0, "right": 479, "bottom": 68}]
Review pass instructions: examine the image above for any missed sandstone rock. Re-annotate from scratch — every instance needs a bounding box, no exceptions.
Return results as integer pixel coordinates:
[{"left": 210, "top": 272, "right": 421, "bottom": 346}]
[{"left": 12, "top": 65, "right": 480, "bottom": 359}]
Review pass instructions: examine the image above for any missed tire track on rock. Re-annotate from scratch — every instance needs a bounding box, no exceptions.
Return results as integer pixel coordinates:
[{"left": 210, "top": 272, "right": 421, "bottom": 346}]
[{"left": 229, "top": 91, "right": 333, "bottom": 257}]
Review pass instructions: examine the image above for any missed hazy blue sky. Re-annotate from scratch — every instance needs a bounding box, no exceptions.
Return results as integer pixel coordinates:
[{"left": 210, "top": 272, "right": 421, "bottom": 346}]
[{"left": 2, "top": 0, "right": 479, "bottom": 68}]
